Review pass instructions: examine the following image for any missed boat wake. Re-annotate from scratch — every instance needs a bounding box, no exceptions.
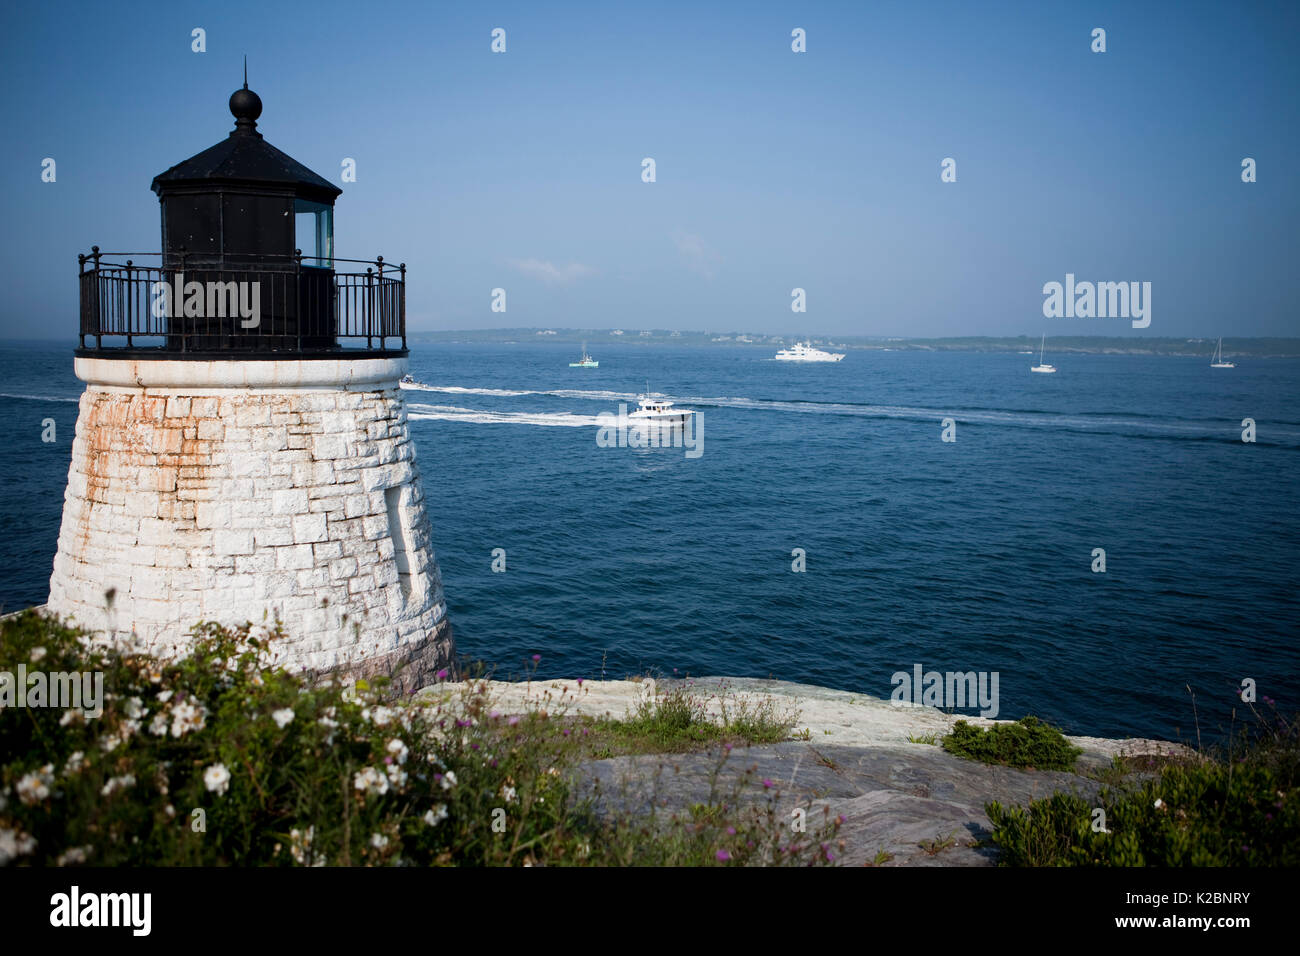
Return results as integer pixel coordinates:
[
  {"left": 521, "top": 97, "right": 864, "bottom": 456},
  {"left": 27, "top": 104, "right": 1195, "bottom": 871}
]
[
  {"left": 406, "top": 403, "right": 604, "bottom": 427},
  {"left": 400, "top": 383, "right": 1300, "bottom": 446}
]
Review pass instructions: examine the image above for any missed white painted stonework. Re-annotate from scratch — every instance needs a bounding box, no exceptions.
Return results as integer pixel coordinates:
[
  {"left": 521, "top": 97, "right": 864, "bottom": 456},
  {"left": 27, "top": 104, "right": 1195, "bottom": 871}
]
[{"left": 46, "top": 357, "right": 454, "bottom": 692}]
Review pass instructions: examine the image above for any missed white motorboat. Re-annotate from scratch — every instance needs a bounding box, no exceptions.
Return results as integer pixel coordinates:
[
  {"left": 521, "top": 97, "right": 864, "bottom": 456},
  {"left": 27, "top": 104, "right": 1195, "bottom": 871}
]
[{"left": 628, "top": 384, "right": 695, "bottom": 426}]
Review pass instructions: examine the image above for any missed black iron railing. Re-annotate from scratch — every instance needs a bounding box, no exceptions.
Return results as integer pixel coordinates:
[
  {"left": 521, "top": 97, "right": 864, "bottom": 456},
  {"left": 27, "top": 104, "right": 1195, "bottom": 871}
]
[{"left": 77, "top": 248, "right": 407, "bottom": 358}]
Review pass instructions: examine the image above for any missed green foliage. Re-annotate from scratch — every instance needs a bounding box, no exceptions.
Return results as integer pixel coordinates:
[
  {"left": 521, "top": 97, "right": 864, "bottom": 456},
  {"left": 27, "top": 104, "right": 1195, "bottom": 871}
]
[
  {"left": 942, "top": 716, "right": 1082, "bottom": 771},
  {"left": 589, "top": 684, "right": 797, "bottom": 754},
  {"left": 0, "top": 612, "right": 826, "bottom": 867},
  {"left": 987, "top": 714, "right": 1300, "bottom": 866}
]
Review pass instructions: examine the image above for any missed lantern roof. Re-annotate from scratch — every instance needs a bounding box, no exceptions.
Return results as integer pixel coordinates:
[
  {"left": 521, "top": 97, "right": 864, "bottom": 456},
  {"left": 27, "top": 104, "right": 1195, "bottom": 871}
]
[{"left": 151, "top": 79, "right": 341, "bottom": 204}]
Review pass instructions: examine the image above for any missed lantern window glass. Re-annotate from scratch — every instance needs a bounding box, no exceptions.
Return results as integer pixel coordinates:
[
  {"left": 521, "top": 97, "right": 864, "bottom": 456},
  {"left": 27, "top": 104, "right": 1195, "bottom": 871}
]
[{"left": 294, "top": 199, "right": 333, "bottom": 268}]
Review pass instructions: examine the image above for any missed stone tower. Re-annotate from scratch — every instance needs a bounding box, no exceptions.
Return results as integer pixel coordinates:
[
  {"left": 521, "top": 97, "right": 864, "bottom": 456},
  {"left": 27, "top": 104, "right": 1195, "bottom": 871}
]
[{"left": 46, "top": 82, "right": 453, "bottom": 692}]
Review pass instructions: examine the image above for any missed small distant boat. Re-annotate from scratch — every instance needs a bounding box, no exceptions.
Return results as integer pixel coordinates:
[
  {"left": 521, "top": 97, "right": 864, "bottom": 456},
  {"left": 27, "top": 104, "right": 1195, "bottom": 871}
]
[
  {"left": 1211, "top": 337, "right": 1235, "bottom": 368},
  {"left": 400, "top": 373, "right": 415, "bottom": 385},
  {"left": 569, "top": 342, "right": 599, "bottom": 368},
  {"left": 774, "top": 341, "right": 845, "bottom": 362},
  {"left": 628, "top": 382, "right": 695, "bottom": 426},
  {"left": 1030, "top": 334, "right": 1057, "bottom": 373}
]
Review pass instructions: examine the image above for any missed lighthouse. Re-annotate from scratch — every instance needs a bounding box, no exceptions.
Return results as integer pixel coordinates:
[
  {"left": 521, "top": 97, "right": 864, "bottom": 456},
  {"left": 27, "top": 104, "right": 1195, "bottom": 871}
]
[{"left": 46, "top": 81, "right": 453, "bottom": 691}]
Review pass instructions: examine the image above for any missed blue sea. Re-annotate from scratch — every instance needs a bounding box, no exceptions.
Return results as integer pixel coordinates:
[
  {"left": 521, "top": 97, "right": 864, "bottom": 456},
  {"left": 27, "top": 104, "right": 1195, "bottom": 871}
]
[{"left": 3, "top": 340, "right": 1298, "bottom": 741}]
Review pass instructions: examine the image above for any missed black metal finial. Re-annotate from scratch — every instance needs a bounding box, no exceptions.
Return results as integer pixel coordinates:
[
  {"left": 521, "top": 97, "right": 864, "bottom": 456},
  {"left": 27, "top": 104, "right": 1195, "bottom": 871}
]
[{"left": 229, "top": 61, "right": 263, "bottom": 137}]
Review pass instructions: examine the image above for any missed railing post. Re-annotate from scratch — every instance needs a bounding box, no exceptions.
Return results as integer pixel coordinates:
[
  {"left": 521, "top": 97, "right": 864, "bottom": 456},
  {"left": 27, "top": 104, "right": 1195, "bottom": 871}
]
[
  {"left": 366, "top": 267, "right": 374, "bottom": 350},
  {"left": 125, "top": 259, "right": 134, "bottom": 347},
  {"left": 78, "top": 253, "right": 87, "bottom": 349},
  {"left": 399, "top": 262, "right": 406, "bottom": 350},
  {"left": 91, "top": 246, "right": 102, "bottom": 349},
  {"left": 376, "top": 256, "right": 384, "bottom": 349},
  {"left": 295, "top": 248, "right": 303, "bottom": 354}
]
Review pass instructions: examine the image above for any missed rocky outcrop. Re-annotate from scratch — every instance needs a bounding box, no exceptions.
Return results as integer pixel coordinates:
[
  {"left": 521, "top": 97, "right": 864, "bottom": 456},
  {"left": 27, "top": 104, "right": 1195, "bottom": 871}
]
[{"left": 425, "top": 675, "right": 1188, "bottom": 865}]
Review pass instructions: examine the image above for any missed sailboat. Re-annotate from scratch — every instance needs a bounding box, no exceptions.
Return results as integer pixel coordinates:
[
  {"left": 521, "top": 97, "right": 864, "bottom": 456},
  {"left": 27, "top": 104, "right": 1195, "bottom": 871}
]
[
  {"left": 1210, "top": 337, "right": 1235, "bottom": 368},
  {"left": 1030, "top": 334, "right": 1057, "bottom": 373},
  {"left": 569, "top": 342, "right": 598, "bottom": 368}
]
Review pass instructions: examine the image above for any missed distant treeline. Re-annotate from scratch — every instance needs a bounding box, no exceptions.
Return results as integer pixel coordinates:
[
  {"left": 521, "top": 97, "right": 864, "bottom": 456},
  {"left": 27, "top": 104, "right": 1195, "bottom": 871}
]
[{"left": 407, "top": 329, "right": 1300, "bottom": 358}]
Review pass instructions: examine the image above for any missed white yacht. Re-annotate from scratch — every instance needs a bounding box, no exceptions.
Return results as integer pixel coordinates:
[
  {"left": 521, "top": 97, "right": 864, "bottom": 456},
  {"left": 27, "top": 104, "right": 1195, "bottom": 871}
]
[
  {"left": 1030, "top": 334, "right": 1057, "bottom": 374},
  {"left": 774, "top": 341, "right": 845, "bottom": 362},
  {"left": 1211, "top": 337, "right": 1235, "bottom": 368},
  {"left": 628, "top": 384, "right": 695, "bottom": 426}
]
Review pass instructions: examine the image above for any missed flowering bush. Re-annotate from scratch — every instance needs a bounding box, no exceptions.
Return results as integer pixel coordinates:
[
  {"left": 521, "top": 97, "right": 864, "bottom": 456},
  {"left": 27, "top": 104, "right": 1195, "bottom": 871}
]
[{"left": 1, "top": 612, "right": 836, "bottom": 867}]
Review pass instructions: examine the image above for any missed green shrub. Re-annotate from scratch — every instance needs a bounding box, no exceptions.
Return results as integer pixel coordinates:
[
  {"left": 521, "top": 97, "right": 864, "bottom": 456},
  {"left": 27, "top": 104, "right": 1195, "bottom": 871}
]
[
  {"left": 987, "top": 714, "right": 1300, "bottom": 866},
  {"left": 941, "top": 716, "right": 1082, "bottom": 771},
  {"left": 0, "top": 612, "right": 830, "bottom": 867}
]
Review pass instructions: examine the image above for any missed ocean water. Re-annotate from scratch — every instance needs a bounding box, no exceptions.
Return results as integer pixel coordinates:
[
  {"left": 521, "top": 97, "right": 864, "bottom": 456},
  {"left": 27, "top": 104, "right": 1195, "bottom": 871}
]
[{"left": 2, "top": 340, "right": 1298, "bottom": 741}]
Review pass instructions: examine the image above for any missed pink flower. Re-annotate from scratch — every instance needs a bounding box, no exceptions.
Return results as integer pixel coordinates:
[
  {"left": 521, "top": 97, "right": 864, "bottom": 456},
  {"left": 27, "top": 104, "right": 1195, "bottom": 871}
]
[
  {"left": 436, "top": 669, "right": 448, "bottom": 680},
  {"left": 716, "top": 849, "right": 731, "bottom": 862},
  {"left": 532, "top": 654, "right": 541, "bottom": 663},
  {"left": 762, "top": 778, "right": 774, "bottom": 789}
]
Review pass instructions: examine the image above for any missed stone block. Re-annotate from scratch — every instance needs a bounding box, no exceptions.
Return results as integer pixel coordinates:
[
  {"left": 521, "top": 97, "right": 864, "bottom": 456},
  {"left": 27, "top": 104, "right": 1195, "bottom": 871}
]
[
  {"left": 293, "top": 513, "right": 328, "bottom": 544},
  {"left": 276, "top": 544, "right": 315, "bottom": 570},
  {"left": 213, "top": 530, "right": 254, "bottom": 556}
]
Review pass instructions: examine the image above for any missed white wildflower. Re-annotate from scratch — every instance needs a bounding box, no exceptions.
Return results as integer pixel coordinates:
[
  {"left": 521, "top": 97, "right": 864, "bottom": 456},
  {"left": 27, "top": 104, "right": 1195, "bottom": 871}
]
[
  {"left": 0, "top": 828, "right": 37, "bottom": 864},
  {"left": 353, "top": 766, "right": 389, "bottom": 796},
  {"left": 440, "top": 770, "right": 458, "bottom": 791},
  {"left": 170, "top": 699, "right": 207, "bottom": 738},
  {"left": 203, "top": 763, "right": 231, "bottom": 796},
  {"left": 157, "top": 690, "right": 174, "bottom": 703},
  {"left": 272, "top": 708, "right": 295, "bottom": 729},
  {"left": 123, "top": 697, "right": 146, "bottom": 720},
  {"left": 386, "top": 739, "right": 409, "bottom": 765},
  {"left": 100, "top": 774, "right": 136, "bottom": 797},
  {"left": 148, "top": 711, "right": 169, "bottom": 736},
  {"left": 386, "top": 764, "right": 408, "bottom": 790},
  {"left": 16, "top": 765, "right": 54, "bottom": 805},
  {"left": 56, "top": 846, "right": 91, "bottom": 866},
  {"left": 423, "top": 805, "right": 449, "bottom": 826},
  {"left": 63, "top": 751, "right": 85, "bottom": 776},
  {"left": 30, "top": 647, "right": 46, "bottom": 663},
  {"left": 290, "top": 826, "right": 314, "bottom": 865},
  {"left": 370, "top": 833, "right": 389, "bottom": 849},
  {"left": 502, "top": 785, "right": 517, "bottom": 804}
]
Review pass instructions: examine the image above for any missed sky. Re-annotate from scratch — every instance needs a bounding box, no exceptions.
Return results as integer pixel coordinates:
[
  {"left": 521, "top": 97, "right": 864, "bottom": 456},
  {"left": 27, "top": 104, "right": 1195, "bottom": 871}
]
[{"left": 1, "top": 0, "right": 1297, "bottom": 339}]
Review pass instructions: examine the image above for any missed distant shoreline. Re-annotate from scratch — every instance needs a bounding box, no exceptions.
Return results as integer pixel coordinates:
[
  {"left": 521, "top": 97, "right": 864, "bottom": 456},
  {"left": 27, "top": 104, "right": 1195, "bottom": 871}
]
[
  {"left": 404, "top": 330, "right": 1300, "bottom": 359},
  {"left": 5, "top": 334, "right": 1300, "bottom": 359}
]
